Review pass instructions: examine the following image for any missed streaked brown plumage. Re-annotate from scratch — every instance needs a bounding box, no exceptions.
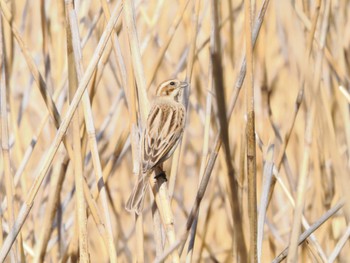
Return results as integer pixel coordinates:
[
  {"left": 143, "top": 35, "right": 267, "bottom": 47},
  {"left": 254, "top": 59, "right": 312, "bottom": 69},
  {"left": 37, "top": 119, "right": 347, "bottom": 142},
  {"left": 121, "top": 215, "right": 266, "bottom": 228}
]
[{"left": 126, "top": 79, "right": 187, "bottom": 214}]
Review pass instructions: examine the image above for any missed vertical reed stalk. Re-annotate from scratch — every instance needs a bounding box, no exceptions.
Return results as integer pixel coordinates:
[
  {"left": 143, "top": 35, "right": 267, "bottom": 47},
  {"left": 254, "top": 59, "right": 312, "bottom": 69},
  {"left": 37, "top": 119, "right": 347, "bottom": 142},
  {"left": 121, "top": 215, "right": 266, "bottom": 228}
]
[
  {"left": 66, "top": 1, "right": 89, "bottom": 261},
  {"left": 244, "top": 0, "right": 257, "bottom": 262},
  {"left": 0, "top": 13, "right": 18, "bottom": 262}
]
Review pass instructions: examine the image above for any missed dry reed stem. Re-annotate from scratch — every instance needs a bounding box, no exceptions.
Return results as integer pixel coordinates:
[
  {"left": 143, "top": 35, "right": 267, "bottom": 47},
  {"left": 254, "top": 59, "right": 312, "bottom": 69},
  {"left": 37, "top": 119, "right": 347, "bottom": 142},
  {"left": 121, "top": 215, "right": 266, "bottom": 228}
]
[
  {"left": 0, "top": 4, "right": 122, "bottom": 260},
  {"left": 175, "top": 194, "right": 220, "bottom": 262},
  {"left": 135, "top": 214, "right": 145, "bottom": 262},
  {"left": 185, "top": 2, "right": 215, "bottom": 261},
  {"left": 287, "top": 1, "right": 331, "bottom": 261},
  {"left": 123, "top": 0, "right": 149, "bottom": 122},
  {"left": 328, "top": 224, "right": 350, "bottom": 263},
  {"left": 0, "top": 13, "right": 18, "bottom": 262},
  {"left": 33, "top": 156, "right": 68, "bottom": 262},
  {"left": 257, "top": 144, "right": 274, "bottom": 262},
  {"left": 0, "top": 219, "right": 2, "bottom": 247},
  {"left": 2, "top": 0, "right": 13, "bottom": 78},
  {"left": 152, "top": 201, "right": 164, "bottom": 260},
  {"left": 149, "top": 172, "right": 180, "bottom": 263},
  {"left": 66, "top": 1, "right": 89, "bottom": 261},
  {"left": 273, "top": 198, "right": 345, "bottom": 263},
  {"left": 339, "top": 85, "right": 350, "bottom": 103},
  {"left": 244, "top": 0, "right": 257, "bottom": 261},
  {"left": 185, "top": 0, "right": 201, "bottom": 85},
  {"left": 212, "top": 0, "right": 248, "bottom": 261},
  {"left": 169, "top": 0, "right": 201, "bottom": 206},
  {"left": 67, "top": 3, "right": 117, "bottom": 261},
  {"left": 185, "top": 49, "right": 214, "bottom": 263}
]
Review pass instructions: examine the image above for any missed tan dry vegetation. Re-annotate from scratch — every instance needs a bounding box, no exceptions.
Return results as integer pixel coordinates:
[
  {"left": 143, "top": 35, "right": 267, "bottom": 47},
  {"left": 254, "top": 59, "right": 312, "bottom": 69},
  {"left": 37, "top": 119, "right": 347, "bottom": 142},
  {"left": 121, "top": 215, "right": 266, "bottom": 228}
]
[{"left": 0, "top": 0, "right": 350, "bottom": 262}]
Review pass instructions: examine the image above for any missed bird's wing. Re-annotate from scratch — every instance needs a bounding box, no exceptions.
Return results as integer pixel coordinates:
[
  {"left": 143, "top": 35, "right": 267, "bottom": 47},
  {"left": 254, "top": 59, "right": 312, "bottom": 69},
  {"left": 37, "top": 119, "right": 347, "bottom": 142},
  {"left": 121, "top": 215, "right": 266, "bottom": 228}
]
[{"left": 142, "top": 102, "right": 185, "bottom": 172}]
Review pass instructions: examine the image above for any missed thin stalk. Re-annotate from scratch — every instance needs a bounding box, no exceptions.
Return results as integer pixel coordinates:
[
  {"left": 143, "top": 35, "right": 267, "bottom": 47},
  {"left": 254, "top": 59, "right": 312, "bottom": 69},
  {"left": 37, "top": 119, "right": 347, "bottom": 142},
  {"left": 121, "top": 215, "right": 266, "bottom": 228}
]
[
  {"left": 0, "top": 13, "right": 17, "bottom": 262},
  {"left": 244, "top": 0, "right": 257, "bottom": 261},
  {"left": 273, "top": 199, "right": 345, "bottom": 263},
  {"left": 123, "top": 0, "right": 149, "bottom": 123},
  {"left": 149, "top": 170, "right": 180, "bottom": 263},
  {"left": 33, "top": 157, "right": 68, "bottom": 263},
  {"left": 328, "top": 224, "right": 350, "bottom": 263},
  {"left": 211, "top": 0, "right": 248, "bottom": 260},
  {"left": 185, "top": 32, "right": 214, "bottom": 263},
  {"left": 66, "top": 1, "right": 89, "bottom": 261}
]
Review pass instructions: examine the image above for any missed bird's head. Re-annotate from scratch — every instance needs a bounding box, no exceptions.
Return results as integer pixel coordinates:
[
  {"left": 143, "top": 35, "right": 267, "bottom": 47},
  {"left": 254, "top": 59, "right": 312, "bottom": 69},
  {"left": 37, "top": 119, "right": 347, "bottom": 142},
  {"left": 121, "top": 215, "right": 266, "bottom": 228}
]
[{"left": 156, "top": 79, "right": 188, "bottom": 102}]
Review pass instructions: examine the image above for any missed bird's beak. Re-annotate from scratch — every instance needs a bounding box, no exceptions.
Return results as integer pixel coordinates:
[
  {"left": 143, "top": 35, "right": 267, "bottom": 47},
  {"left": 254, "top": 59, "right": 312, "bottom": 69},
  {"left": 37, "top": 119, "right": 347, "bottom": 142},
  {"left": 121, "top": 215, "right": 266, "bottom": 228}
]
[{"left": 180, "top": 81, "right": 189, "bottom": 88}]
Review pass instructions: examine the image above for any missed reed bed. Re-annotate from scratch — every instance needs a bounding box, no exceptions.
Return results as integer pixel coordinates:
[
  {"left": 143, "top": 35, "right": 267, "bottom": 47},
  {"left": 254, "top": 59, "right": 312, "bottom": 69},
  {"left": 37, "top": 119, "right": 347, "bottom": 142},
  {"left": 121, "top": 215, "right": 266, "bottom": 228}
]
[{"left": 0, "top": 0, "right": 350, "bottom": 262}]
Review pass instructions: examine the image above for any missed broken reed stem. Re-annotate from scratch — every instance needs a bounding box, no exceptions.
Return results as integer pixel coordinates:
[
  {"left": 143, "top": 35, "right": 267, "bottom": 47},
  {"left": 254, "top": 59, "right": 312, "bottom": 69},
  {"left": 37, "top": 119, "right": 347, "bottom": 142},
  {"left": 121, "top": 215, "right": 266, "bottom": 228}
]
[
  {"left": 66, "top": 1, "right": 89, "bottom": 261},
  {"left": 244, "top": 0, "right": 257, "bottom": 261},
  {"left": 149, "top": 171, "right": 180, "bottom": 263},
  {"left": 0, "top": 4, "right": 122, "bottom": 260},
  {"left": 67, "top": 3, "right": 117, "bottom": 262},
  {"left": 273, "top": 199, "right": 345, "bottom": 263}
]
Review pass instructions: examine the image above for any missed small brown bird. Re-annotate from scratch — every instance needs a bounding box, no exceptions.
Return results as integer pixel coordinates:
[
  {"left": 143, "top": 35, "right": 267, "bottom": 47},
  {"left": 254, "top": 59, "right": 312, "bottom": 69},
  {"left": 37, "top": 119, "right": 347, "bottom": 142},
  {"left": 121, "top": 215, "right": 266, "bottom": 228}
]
[{"left": 126, "top": 79, "right": 188, "bottom": 214}]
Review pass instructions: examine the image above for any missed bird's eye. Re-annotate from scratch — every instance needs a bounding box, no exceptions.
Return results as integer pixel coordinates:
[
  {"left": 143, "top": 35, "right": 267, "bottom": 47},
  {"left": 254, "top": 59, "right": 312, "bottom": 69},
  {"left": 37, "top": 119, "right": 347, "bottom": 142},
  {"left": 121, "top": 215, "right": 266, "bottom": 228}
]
[{"left": 169, "top": 81, "right": 175, "bottom": 86}]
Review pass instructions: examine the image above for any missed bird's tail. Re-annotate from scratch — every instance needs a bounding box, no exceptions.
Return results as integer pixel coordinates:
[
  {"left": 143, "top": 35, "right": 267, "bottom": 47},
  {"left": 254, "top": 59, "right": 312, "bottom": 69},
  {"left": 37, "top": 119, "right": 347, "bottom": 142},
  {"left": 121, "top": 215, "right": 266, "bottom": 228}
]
[{"left": 125, "top": 172, "right": 149, "bottom": 214}]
